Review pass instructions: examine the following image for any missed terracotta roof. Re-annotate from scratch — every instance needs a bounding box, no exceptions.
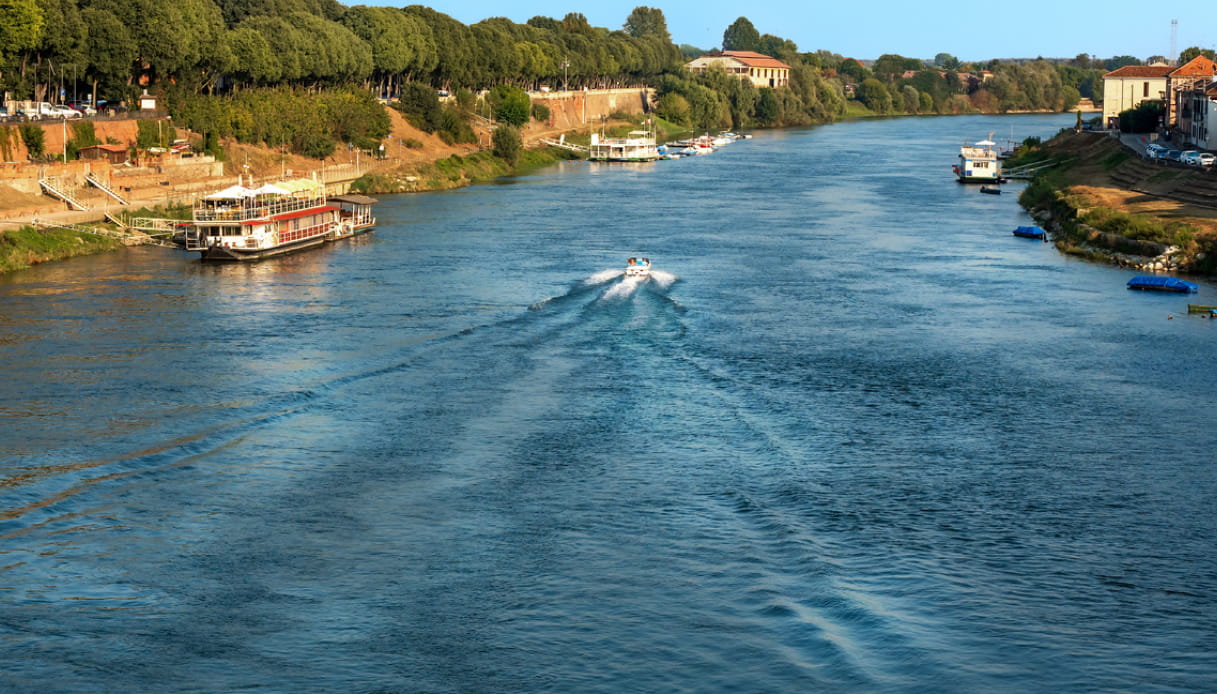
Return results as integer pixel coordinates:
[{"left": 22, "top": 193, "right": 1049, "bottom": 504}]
[
  {"left": 1170, "top": 55, "right": 1217, "bottom": 77},
  {"left": 1103, "top": 65, "right": 1174, "bottom": 78},
  {"left": 720, "top": 50, "right": 791, "bottom": 70}
]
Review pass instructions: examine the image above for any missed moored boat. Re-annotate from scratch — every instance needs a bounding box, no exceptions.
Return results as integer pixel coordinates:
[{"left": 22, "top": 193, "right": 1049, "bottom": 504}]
[
  {"left": 589, "top": 130, "right": 659, "bottom": 162},
  {"left": 328, "top": 193, "right": 379, "bottom": 239},
  {"left": 1126, "top": 275, "right": 1199, "bottom": 293},
  {"left": 1012, "top": 225, "right": 1047, "bottom": 239},
  {"left": 954, "top": 133, "right": 1003, "bottom": 183},
  {"left": 980, "top": 185, "right": 1002, "bottom": 195},
  {"left": 624, "top": 257, "right": 651, "bottom": 278},
  {"left": 183, "top": 179, "right": 375, "bottom": 261}
]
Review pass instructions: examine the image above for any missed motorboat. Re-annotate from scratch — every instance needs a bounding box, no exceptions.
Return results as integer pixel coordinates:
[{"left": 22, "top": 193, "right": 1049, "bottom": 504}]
[
  {"left": 980, "top": 185, "right": 1001, "bottom": 195},
  {"left": 624, "top": 257, "right": 651, "bottom": 278}
]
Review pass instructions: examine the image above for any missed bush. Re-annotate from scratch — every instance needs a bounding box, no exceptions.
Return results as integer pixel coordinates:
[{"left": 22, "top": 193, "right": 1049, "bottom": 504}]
[
  {"left": 531, "top": 102, "right": 551, "bottom": 123},
  {"left": 492, "top": 124, "right": 522, "bottom": 166},
  {"left": 19, "top": 125, "right": 45, "bottom": 159},
  {"left": 488, "top": 86, "right": 531, "bottom": 126}
]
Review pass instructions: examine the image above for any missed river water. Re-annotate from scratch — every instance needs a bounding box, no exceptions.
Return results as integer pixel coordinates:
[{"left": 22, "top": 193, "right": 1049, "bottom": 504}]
[{"left": 3, "top": 113, "right": 1216, "bottom": 693}]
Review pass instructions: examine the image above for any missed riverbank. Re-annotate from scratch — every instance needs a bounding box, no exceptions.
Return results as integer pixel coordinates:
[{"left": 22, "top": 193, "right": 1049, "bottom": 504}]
[{"left": 1016, "top": 130, "right": 1217, "bottom": 276}]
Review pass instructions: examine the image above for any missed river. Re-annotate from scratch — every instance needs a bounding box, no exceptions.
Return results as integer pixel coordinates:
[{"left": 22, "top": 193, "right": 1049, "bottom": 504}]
[{"left": 2, "top": 113, "right": 1215, "bottom": 693}]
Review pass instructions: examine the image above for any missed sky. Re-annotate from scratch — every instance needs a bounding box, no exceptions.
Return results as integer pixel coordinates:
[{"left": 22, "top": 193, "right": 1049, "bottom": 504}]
[{"left": 366, "top": 1, "right": 1215, "bottom": 63}]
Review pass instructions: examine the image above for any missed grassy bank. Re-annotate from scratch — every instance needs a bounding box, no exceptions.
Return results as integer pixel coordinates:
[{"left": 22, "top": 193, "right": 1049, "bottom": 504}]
[
  {"left": 0, "top": 226, "right": 126, "bottom": 273},
  {"left": 350, "top": 144, "right": 583, "bottom": 195},
  {"left": 1015, "top": 131, "right": 1217, "bottom": 275}
]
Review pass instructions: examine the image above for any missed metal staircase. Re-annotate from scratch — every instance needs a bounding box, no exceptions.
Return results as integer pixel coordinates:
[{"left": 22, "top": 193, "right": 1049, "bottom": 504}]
[
  {"left": 539, "top": 135, "right": 589, "bottom": 153},
  {"left": 85, "top": 174, "right": 129, "bottom": 205},
  {"left": 38, "top": 178, "right": 88, "bottom": 210}
]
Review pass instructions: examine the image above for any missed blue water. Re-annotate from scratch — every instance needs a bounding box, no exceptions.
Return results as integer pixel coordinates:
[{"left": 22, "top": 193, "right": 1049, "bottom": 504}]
[{"left": 3, "top": 114, "right": 1216, "bottom": 693}]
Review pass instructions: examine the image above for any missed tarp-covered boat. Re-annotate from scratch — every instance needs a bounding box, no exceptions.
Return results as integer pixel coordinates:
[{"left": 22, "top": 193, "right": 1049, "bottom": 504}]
[
  {"left": 1012, "top": 225, "right": 1047, "bottom": 239},
  {"left": 1126, "top": 276, "right": 1199, "bottom": 293}
]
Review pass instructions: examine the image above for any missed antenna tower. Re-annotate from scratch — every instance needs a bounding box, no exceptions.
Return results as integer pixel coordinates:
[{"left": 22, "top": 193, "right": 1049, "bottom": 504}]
[{"left": 1170, "top": 19, "right": 1178, "bottom": 64}]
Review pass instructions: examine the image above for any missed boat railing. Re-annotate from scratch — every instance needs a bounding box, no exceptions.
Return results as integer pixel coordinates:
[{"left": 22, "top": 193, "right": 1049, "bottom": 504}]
[{"left": 193, "top": 195, "right": 326, "bottom": 222}]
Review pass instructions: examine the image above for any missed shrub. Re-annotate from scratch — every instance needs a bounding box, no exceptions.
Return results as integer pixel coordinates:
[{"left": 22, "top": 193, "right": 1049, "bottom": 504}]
[
  {"left": 492, "top": 124, "right": 522, "bottom": 166},
  {"left": 19, "top": 125, "right": 45, "bottom": 159},
  {"left": 531, "top": 102, "right": 551, "bottom": 123}
]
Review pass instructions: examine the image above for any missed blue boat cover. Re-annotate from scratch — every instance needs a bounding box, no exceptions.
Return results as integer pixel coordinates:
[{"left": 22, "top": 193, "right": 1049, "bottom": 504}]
[
  {"left": 1012, "top": 225, "right": 1046, "bottom": 236},
  {"left": 1126, "top": 275, "right": 1199, "bottom": 292}
]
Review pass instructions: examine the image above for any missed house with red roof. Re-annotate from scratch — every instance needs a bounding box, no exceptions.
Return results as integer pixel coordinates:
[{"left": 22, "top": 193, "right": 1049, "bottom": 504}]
[
  {"left": 686, "top": 50, "right": 790, "bottom": 89},
  {"left": 1166, "top": 55, "right": 1217, "bottom": 142},
  {"left": 1101, "top": 64, "right": 1172, "bottom": 128}
]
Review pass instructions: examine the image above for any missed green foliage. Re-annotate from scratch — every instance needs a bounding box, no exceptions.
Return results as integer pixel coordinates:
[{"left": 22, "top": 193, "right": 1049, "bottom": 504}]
[
  {"left": 531, "top": 101, "right": 551, "bottom": 123},
  {"left": 0, "top": 226, "right": 123, "bottom": 273},
  {"left": 655, "top": 92, "right": 691, "bottom": 125},
  {"left": 1177, "top": 47, "right": 1216, "bottom": 64},
  {"left": 136, "top": 121, "right": 173, "bottom": 149},
  {"left": 857, "top": 78, "right": 892, "bottom": 113},
  {"left": 19, "top": 125, "right": 44, "bottom": 159},
  {"left": 492, "top": 124, "right": 522, "bottom": 165},
  {"left": 722, "top": 17, "right": 760, "bottom": 51},
  {"left": 489, "top": 85, "right": 531, "bottom": 126},
  {"left": 1119, "top": 100, "right": 1164, "bottom": 133},
  {"left": 396, "top": 82, "right": 443, "bottom": 132},
  {"left": 173, "top": 87, "right": 388, "bottom": 158}
]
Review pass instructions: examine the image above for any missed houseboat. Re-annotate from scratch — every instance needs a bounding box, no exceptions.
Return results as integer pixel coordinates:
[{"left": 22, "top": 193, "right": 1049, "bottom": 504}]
[
  {"left": 328, "top": 193, "right": 379, "bottom": 239},
  {"left": 954, "top": 135, "right": 1003, "bottom": 183},
  {"left": 589, "top": 130, "right": 660, "bottom": 162},
  {"left": 184, "top": 179, "right": 339, "bottom": 261}
]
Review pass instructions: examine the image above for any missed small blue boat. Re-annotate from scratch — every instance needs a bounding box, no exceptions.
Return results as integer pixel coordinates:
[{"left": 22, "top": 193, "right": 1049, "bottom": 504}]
[
  {"left": 1126, "top": 275, "right": 1199, "bottom": 293},
  {"left": 1012, "top": 225, "right": 1047, "bottom": 239}
]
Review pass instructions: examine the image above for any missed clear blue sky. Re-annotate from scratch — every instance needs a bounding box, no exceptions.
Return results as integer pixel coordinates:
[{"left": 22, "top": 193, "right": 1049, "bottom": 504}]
[{"left": 366, "top": 1, "right": 1213, "bottom": 63}]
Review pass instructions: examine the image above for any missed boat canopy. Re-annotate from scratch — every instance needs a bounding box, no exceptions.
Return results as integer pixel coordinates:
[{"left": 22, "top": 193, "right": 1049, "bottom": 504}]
[
  {"left": 975, "top": 139, "right": 996, "bottom": 146},
  {"left": 205, "top": 184, "right": 256, "bottom": 200},
  {"left": 252, "top": 184, "right": 291, "bottom": 196}
]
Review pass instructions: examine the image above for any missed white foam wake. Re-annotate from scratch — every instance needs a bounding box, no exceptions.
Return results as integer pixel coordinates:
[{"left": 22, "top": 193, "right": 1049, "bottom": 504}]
[
  {"left": 649, "top": 270, "right": 677, "bottom": 289},
  {"left": 584, "top": 269, "right": 624, "bottom": 286}
]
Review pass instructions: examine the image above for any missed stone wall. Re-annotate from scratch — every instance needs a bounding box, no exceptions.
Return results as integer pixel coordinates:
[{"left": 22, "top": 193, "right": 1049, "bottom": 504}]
[{"left": 532, "top": 88, "right": 654, "bottom": 130}]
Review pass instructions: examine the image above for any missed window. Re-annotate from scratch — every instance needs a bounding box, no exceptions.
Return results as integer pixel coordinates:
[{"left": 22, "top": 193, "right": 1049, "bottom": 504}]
[{"left": 1143, "top": 82, "right": 1149, "bottom": 97}]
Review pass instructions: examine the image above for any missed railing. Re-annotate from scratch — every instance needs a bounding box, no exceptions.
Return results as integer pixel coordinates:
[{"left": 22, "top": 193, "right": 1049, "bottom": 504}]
[
  {"left": 38, "top": 179, "right": 87, "bottom": 210},
  {"left": 193, "top": 196, "right": 325, "bottom": 222}
]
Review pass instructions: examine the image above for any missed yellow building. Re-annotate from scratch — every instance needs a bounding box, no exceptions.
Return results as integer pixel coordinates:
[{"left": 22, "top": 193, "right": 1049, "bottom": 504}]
[
  {"left": 1101, "top": 64, "right": 1171, "bottom": 129},
  {"left": 686, "top": 50, "right": 791, "bottom": 89}
]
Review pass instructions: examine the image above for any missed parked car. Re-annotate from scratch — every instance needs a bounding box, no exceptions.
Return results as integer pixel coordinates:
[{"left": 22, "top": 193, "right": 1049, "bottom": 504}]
[
  {"left": 1181, "top": 150, "right": 1201, "bottom": 166},
  {"left": 97, "top": 101, "right": 127, "bottom": 115},
  {"left": 38, "top": 102, "right": 81, "bottom": 119},
  {"left": 0, "top": 106, "right": 8, "bottom": 121},
  {"left": 1198, "top": 152, "right": 1216, "bottom": 168},
  {"left": 16, "top": 106, "right": 39, "bottom": 120},
  {"left": 67, "top": 101, "right": 97, "bottom": 116},
  {"left": 1165, "top": 149, "right": 1184, "bottom": 162},
  {"left": 1145, "top": 143, "right": 1165, "bottom": 160}
]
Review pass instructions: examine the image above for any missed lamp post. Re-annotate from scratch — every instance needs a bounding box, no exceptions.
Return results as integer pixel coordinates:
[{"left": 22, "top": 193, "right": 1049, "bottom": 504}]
[{"left": 562, "top": 60, "right": 569, "bottom": 92}]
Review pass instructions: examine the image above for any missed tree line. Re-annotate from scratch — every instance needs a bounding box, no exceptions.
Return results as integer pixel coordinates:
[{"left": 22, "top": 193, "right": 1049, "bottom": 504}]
[{"left": 0, "top": 1, "right": 1133, "bottom": 159}]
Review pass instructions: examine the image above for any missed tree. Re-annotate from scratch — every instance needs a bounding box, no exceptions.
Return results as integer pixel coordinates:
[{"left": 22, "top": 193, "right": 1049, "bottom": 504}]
[
  {"left": 492, "top": 124, "right": 521, "bottom": 165},
  {"left": 1177, "top": 46, "right": 1215, "bottom": 64},
  {"left": 857, "top": 78, "right": 892, "bottom": 113},
  {"left": 755, "top": 87, "right": 779, "bottom": 124},
  {"left": 0, "top": 0, "right": 44, "bottom": 62},
  {"left": 623, "top": 6, "right": 670, "bottom": 42},
  {"left": 721, "top": 17, "right": 759, "bottom": 52},
  {"left": 489, "top": 85, "right": 530, "bottom": 126},
  {"left": 933, "top": 52, "right": 959, "bottom": 70},
  {"left": 1104, "top": 55, "right": 1141, "bottom": 71}
]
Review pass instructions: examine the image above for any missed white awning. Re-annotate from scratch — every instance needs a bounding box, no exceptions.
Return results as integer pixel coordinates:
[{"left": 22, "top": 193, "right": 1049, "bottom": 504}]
[{"left": 205, "top": 185, "right": 255, "bottom": 200}]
